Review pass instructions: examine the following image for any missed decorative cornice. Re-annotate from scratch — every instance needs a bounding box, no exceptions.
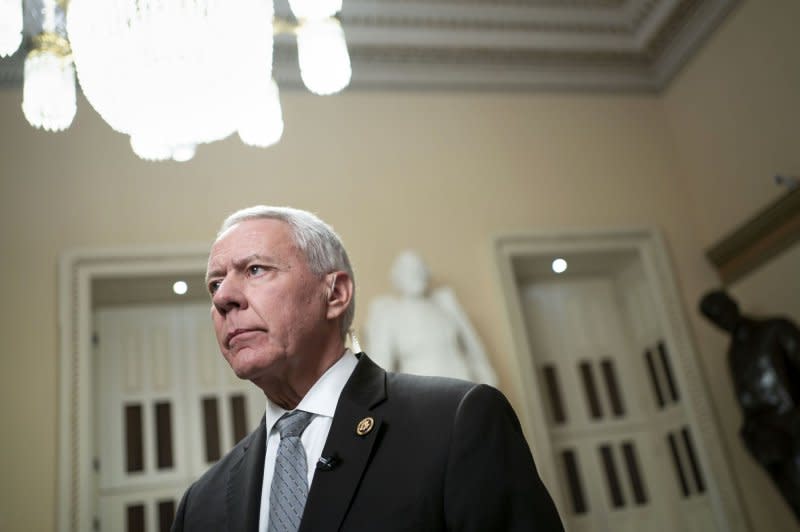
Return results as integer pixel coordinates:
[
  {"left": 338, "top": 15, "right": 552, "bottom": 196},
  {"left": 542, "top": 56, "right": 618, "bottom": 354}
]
[
  {"left": 645, "top": 0, "right": 704, "bottom": 60},
  {"left": 0, "top": 0, "right": 740, "bottom": 92}
]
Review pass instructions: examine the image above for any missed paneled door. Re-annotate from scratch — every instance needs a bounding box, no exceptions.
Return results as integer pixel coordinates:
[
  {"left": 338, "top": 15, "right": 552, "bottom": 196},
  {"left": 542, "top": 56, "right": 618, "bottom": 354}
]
[
  {"left": 522, "top": 273, "right": 715, "bottom": 532},
  {"left": 93, "top": 303, "right": 265, "bottom": 532}
]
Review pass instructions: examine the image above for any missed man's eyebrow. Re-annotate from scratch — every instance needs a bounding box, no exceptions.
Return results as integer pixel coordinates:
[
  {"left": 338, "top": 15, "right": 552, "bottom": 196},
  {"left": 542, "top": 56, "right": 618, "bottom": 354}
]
[
  {"left": 232, "top": 254, "right": 274, "bottom": 270},
  {"left": 205, "top": 254, "right": 275, "bottom": 283},
  {"left": 205, "top": 266, "right": 222, "bottom": 284}
]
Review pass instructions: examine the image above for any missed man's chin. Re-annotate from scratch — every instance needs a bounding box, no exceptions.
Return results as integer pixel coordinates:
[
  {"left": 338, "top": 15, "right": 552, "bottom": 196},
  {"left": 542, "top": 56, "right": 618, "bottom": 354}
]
[
  {"left": 224, "top": 349, "right": 279, "bottom": 382},
  {"left": 228, "top": 360, "right": 266, "bottom": 381},
  {"left": 231, "top": 365, "right": 255, "bottom": 380}
]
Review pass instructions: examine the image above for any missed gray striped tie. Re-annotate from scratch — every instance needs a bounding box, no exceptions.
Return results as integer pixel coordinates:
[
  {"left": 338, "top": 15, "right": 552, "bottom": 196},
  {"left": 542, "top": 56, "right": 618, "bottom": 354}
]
[{"left": 268, "top": 410, "right": 314, "bottom": 532}]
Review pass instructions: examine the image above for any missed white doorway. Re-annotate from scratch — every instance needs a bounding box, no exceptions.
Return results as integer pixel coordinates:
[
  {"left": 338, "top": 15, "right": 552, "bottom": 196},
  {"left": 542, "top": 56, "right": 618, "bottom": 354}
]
[
  {"left": 56, "top": 246, "right": 262, "bottom": 532},
  {"left": 493, "top": 229, "right": 750, "bottom": 532},
  {"left": 92, "top": 299, "right": 264, "bottom": 532}
]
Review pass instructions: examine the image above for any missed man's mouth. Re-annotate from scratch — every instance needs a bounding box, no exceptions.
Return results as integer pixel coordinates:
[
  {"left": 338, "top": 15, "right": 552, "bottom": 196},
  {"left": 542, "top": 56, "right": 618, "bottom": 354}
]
[{"left": 225, "top": 328, "right": 263, "bottom": 348}]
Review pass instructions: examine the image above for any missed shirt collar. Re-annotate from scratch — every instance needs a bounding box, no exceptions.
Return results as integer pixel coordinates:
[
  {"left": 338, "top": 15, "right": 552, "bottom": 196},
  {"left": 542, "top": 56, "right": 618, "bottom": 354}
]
[{"left": 265, "top": 349, "right": 358, "bottom": 434}]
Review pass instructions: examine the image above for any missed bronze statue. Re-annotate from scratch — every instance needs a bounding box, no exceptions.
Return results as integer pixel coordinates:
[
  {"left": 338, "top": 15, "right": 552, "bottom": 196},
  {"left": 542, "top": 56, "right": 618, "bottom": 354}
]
[{"left": 700, "top": 290, "right": 800, "bottom": 519}]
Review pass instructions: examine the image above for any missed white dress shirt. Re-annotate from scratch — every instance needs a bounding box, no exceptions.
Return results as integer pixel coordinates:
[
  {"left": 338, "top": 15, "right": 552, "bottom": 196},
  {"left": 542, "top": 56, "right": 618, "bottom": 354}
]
[{"left": 258, "top": 350, "right": 359, "bottom": 532}]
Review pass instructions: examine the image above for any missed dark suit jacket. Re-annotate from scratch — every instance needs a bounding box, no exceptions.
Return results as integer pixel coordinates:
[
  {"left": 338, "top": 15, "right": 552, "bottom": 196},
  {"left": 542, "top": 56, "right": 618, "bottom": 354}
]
[{"left": 172, "top": 354, "right": 563, "bottom": 531}]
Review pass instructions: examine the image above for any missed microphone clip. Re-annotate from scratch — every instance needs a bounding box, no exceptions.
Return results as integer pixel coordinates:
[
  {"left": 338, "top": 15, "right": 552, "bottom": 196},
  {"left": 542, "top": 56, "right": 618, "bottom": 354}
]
[{"left": 316, "top": 454, "right": 340, "bottom": 472}]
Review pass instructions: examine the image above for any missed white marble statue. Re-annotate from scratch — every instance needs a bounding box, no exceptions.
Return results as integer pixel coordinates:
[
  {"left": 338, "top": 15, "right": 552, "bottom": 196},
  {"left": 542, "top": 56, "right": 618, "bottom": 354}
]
[{"left": 365, "top": 250, "right": 498, "bottom": 386}]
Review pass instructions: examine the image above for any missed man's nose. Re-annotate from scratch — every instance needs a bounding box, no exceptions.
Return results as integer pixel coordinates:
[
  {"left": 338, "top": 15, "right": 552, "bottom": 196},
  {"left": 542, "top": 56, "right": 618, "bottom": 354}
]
[{"left": 212, "top": 276, "right": 246, "bottom": 315}]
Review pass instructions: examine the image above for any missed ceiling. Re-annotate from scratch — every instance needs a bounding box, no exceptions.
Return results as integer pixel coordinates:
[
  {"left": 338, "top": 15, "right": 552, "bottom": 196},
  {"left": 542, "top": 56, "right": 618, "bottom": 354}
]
[{"left": 0, "top": 0, "right": 739, "bottom": 92}]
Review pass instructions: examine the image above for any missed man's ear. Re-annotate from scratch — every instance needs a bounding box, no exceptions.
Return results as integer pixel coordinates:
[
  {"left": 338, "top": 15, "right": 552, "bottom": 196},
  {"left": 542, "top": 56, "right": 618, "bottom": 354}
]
[{"left": 326, "top": 272, "right": 353, "bottom": 320}]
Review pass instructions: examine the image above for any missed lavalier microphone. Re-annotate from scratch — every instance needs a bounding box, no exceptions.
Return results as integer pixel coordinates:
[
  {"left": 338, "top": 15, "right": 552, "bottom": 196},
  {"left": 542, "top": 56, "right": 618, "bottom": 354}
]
[{"left": 316, "top": 454, "right": 340, "bottom": 472}]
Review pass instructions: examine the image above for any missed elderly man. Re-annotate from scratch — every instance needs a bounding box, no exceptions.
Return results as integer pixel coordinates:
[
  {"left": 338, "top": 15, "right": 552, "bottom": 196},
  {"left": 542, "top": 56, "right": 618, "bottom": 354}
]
[{"left": 172, "top": 206, "right": 563, "bottom": 532}]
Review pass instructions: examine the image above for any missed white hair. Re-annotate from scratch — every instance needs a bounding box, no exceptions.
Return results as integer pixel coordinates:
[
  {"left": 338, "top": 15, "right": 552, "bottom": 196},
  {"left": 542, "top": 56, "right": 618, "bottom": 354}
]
[{"left": 216, "top": 206, "right": 355, "bottom": 339}]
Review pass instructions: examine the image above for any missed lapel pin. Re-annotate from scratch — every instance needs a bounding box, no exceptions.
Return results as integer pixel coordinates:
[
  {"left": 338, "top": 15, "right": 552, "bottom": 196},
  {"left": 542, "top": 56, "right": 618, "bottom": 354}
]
[{"left": 356, "top": 416, "right": 374, "bottom": 436}]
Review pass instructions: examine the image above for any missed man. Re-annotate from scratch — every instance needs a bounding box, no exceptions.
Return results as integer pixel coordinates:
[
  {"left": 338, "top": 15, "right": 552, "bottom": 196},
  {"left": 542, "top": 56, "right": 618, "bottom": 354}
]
[{"left": 172, "top": 206, "right": 563, "bottom": 532}]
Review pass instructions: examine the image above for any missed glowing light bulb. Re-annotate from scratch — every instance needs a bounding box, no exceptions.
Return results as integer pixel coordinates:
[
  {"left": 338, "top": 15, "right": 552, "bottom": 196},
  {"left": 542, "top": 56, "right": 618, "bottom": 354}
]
[
  {"left": 67, "top": 0, "right": 275, "bottom": 155},
  {"left": 22, "top": 34, "right": 77, "bottom": 132},
  {"left": 172, "top": 281, "right": 188, "bottom": 295},
  {"left": 552, "top": 258, "right": 567, "bottom": 274},
  {"left": 289, "top": 0, "right": 341, "bottom": 20},
  {"left": 171, "top": 144, "right": 196, "bottom": 162},
  {"left": 296, "top": 18, "right": 351, "bottom": 95},
  {"left": 238, "top": 77, "right": 283, "bottom": 148},
  {"left": 0, "top": 0, "right": 23, "bottom": 57}
]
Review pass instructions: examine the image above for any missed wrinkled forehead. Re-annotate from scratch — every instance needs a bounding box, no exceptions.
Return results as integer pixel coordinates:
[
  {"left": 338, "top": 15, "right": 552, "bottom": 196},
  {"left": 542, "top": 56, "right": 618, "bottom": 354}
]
[{"left": 206, "top": 219, "right": 299, "bottom": 273}]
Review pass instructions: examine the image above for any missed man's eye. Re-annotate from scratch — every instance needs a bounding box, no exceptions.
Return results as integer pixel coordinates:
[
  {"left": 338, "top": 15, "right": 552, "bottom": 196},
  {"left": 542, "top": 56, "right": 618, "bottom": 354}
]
[
  {"left": 248, "top": 265, "right": 267, "bottom": 275},
  {"left": 208, "top": 281, "right": 221, "bottom": 294}
]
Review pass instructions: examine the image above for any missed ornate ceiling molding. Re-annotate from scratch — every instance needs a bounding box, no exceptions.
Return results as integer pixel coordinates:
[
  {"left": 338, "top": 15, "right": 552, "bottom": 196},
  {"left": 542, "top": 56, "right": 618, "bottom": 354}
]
[{"left": 0, "top": 0, "right": 740, "bottom": 92}]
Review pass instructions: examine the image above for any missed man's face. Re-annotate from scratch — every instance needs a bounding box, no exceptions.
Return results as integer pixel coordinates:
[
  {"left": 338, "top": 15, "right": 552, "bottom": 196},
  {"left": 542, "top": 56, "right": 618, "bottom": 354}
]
[{"left": 206, "top": 218, "right": 329, "bottom": 383}]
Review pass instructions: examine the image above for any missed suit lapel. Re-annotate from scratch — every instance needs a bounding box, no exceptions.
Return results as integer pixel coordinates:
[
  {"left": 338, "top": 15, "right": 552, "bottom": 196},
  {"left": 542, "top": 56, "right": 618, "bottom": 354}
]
[
  {"left": 226, "top": 417, "right": 267, "bottom": 532},
  {"left": 299, "top": 354, "right": 387, "bottom": 532}
]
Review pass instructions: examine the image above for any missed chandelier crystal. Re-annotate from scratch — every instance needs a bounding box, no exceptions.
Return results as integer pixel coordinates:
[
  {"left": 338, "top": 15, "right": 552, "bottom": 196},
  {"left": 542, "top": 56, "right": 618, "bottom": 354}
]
[
  {"left": 22, "top": 30, "right": 77, "bottom": 132},
  {"left": 67, "top": 0, "right": 277, "bottom": 161},
  {"left": 238, "top": 77, "right": 284, "bottom": 148},
  {"left": 289, "top": 0, "right": 342, "bottom": 20},
  {"left": 0, "top": 0, "right": 23, "bottom": 57},
  {"left": 297, "top": 18, "right": 352, "bottom": 96},
  {"left": 130, "top": 136, "right": 197, "bottom": 163}
]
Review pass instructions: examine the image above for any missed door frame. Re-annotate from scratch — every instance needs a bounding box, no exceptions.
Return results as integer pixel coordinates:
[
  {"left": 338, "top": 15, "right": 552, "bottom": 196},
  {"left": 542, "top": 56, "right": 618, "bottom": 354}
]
[
  {"left": 491, "top": 227, "right": 749, "bottom": 531},
  {"left": 57, "top": 245, "right": 209, "bottom": 532}
]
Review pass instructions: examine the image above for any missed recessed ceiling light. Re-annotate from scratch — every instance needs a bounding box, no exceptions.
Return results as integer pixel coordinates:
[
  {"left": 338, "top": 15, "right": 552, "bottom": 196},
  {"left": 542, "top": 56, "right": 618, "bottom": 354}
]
[
  {"left": 173, "top": 281, "right": 188, "bottom": 295},
  {"left": 552, "top": 258, "right": 568, "bottom": 274}
]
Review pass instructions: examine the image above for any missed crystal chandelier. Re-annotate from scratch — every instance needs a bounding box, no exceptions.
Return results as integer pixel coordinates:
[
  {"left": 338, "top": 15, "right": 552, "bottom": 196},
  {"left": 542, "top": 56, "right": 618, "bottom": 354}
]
[
  {"left": 0, "top": 0, "right": 23, "bottom": 57},
  {"left": 7, "top": 0, "right": 352, "bottom": 161}
]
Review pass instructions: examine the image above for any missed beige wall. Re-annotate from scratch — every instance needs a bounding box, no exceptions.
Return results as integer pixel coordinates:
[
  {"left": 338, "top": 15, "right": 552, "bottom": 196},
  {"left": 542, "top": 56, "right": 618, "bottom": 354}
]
[
  {"left": 664, "top": 0, "right": 800, "bottom": 529},
  {"left": 0, "top": 90, "right": 697, "bottom": 532},
  {"left": 0, "top": 0, "right": 798, "bottom": 530}
]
